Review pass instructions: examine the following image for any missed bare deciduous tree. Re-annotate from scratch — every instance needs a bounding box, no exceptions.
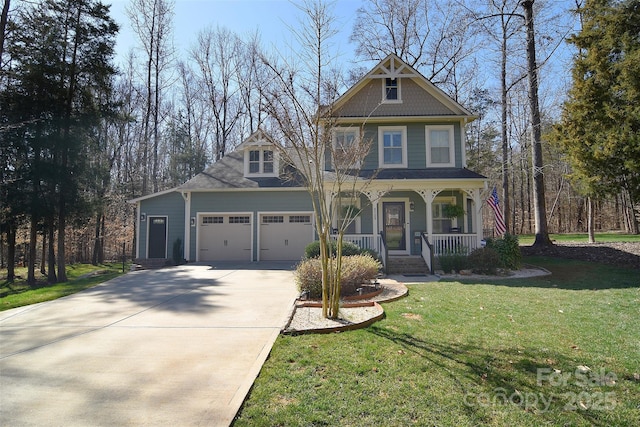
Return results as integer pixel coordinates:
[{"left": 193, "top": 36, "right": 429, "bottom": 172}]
[
  {"left": 127, "top": 0, "right": 174, "bottom": 194},
  {"left": 191, "top": 26, "right": 245, "bottom": 160},
  {"left": 261, "top": 0, "right": 377, "bottom": 319}
]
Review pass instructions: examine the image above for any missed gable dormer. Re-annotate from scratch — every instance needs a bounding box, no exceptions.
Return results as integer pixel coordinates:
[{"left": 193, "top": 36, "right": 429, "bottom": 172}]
[{"left": 237, "top": 130, "right": 280, "bottom": 178}]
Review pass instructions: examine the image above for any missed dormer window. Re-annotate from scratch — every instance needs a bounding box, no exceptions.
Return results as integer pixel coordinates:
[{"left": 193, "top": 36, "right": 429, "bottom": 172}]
[
  {"left": 245, "top": 148, "right": 277, "bottom": 177},
  {"left": 383, "top": 78, "right": 400, "bottom": 102}
]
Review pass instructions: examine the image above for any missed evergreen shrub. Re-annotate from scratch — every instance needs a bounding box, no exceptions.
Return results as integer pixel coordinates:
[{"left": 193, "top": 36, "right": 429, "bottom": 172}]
[{"left": 485, "top": 233, "right": 522, "bottom": 269}]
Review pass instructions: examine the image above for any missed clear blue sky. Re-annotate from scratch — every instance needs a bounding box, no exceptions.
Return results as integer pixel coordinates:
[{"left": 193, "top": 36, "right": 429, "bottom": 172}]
[{"left": 107, "top": 0, "right": 363, "bottom": 66}]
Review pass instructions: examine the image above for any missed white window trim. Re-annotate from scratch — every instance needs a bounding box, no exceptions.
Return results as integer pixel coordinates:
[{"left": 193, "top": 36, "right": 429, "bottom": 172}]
[
  {"left": 244, "top": 148, "right": 279, "bottom": 177},
  {"left": 382, "top": 77, "right": 402, "bottom": 103},
  {"left": 378, "top": 126, "right": 408, "bottom": 168},
  {"left": 432, "top": 197, "right": 458, "bottom": 233},
  {"left": 426, "top": 124, "right": 455, "bottom": 167},
  {"left": 332, "top": 127, "right": 361, "bottom": 169},
  {"left": 333, "top": 195, "right": 361, "bottom": 234}
]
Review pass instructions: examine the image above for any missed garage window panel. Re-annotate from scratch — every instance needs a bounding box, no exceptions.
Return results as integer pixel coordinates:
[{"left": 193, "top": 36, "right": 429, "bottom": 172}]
[
  {"left": 229, "top": 216, "right": 251, "bottom": 224},
  {"left": 202, "top": 216, "right": 224, "bottom": 224},
  {"left": 262, "top": 215, "right": 284, "bottom": 223},
  {"left": 289, "top": 215, "right": 311, "bottom": 223}
]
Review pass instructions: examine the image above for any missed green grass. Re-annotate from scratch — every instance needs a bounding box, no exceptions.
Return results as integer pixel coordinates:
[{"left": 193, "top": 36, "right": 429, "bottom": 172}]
[
  {"left": 234, "top": 257, "right": 640, "bottom": 426},
  {"left": 1, "top": 263, "right": 127, "bottom": 311},
  {"left": 518, "top": 232, "right": 640, "bottom": 246}
]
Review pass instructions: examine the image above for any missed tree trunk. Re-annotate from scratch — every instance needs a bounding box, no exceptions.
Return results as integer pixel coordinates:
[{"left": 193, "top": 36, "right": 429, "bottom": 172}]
[
  {"left": 47, "top": 218, "right": 57, "bottom": 283},
  {"left": 41, "top": 229, "right": 46, "bottom": 275},
  {"left": 0, "top": 0, "right": 10, "bottom": 68},
  {"left": 27, "top": 215, "right": 37, "bottom": 285},
  {"left": 92, "top": 212, "right": 101, "bottom": 265},
  {"left": 501, "top": 16, "right": 510, "bottom": 233},
  {"left": 6, "top": 222, "right": 16, "bottom": 282},
  {"left": 588, "top": 197, "right": 595, "bottom": 243},
  {"left": 523, "top": 0, "right": 552, "bottom": 247}
]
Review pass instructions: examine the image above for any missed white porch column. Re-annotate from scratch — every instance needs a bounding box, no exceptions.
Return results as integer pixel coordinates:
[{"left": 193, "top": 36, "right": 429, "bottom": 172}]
[
  {"left": 181, "top": 191, "right": 191, "bottom": 261},
  {"left": 417, "top": 189, "right": 443, "bottom": 239},
  {"left": 363, "top": 189, "right": 386, "bottom": 251},
  {"left": 474, "top": 189, "right": 483, "bottom": 245},
  {"left": 462, "top": 188, "right": 483, "bottom": 246}
]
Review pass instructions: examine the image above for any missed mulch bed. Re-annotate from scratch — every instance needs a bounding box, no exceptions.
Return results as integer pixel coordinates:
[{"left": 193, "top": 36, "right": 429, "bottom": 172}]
[{"left": 521, "top": 241, "right": 640, "bottom": 270}]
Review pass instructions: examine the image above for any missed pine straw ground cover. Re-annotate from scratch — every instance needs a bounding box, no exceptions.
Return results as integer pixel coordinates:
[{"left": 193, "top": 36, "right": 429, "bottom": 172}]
[{"left": 233, "top": 256, "right": 640, "bottom": 427}]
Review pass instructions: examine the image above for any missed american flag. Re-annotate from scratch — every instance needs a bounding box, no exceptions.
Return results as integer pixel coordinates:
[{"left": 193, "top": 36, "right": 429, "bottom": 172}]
[{"left": 487, "top": 187, "right": 506, "bottom": 236}]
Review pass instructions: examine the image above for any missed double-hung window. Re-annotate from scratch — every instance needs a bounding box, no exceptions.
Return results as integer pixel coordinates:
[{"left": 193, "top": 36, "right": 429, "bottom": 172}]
[
  {"left": 245, "top": 148, "right": 277, "bottom": 176},
  {"left": 378, "top": 126, "right": 407, "bottom": 168},
  {"left": 426, "top": 125, "right": 455, "bottom": 167},
  {"left": 333, "top": 128, "right": 359, "bottom": 169}
]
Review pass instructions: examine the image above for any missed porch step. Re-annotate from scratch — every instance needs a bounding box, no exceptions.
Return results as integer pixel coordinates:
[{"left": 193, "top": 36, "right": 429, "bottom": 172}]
[
  {"left": 386, "top": 256, "right": 430, "bottom": 275},
  {"left": 133, "top": 258, "right": 171, "bottom": 270}
]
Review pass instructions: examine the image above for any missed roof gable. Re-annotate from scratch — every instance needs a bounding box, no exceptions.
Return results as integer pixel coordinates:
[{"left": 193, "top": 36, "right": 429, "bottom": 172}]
[
  {"left": 235, "top": 129, "right": 275, "bottom": 151},
  {"left": 329, "top": 54, "right": 474, "bottom": 119}
]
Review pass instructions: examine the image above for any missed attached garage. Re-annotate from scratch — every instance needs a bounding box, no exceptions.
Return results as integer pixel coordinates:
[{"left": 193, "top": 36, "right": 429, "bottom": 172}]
[
  {"left": 259, "top": 213, "right": 314, "bottom": 261},
  {"left": 198, "top": 213, "right": 252, "bottom": 261}
]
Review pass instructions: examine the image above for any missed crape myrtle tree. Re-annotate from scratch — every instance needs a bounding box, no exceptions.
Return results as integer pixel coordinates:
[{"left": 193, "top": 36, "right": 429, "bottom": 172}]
[
  {"left": 260, "top": 0, "right": 376, "bottom": 319},
  {"left": 1, "top": 0, "right": 118, "bottom": 282},
  {"left": 554, "top": 0, "right": 640, "bottom": 236}
]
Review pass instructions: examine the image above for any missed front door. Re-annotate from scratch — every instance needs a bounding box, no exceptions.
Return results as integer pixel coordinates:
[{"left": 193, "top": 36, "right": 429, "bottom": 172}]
[
  {"left": 148, "top": 217, "right": 167, "bottom": 258},
  {"left": 383, "top": 202, "right": 406, "bottom": 251}
]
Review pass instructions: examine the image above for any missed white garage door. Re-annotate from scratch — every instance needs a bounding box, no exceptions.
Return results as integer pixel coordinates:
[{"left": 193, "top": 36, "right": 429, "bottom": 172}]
[
  {"left": 259, "top": 214, "right": 313, "bottom": 261},
  {"left": 198, "top": 214, "right": 252, "bottom": 261}
]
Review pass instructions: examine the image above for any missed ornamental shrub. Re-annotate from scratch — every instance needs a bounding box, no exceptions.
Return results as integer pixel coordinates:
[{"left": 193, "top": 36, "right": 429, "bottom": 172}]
[
  {"left": 467, "top": 247, "right": 500, "bottom": 275},
  {"left": 294, "top": 254, "right": 382, "bottom": 299},
  {"left": 438, "top": 252, "right": 469, "bottom": 274},
  {"left": 303, "top": 240, "right": 378, "bottom": 260},
  {"left": 485, "top": 233, "right": 522, "bottom": 270}
]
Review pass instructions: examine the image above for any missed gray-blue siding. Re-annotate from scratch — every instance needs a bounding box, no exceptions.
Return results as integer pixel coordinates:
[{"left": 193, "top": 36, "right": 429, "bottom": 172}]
[
  {"left": 189, "top": 190, "right": 313, "bottom": 261},
  {"left": 138, "top": 191, "right": 185, "bottom": 259},
  {"left": 359, "top": 122, "right": 463, "bottom": 170}
]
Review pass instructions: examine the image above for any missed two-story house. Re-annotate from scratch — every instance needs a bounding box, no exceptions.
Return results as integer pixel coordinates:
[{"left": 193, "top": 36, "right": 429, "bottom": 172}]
[{"left": 130, "top": 54, "right": 487, "bottom": 272}]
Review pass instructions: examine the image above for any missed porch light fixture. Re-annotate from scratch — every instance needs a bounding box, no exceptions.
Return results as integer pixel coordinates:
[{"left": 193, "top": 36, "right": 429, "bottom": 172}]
[
  {"left": 190, "top": 217, "right": 196, "bottom": 227},
  {"left": 410, "top": 201, "right": 415, "bottom": 212},
  {"left": 140, "top": 213, "right": 146, "bottom": 222}
]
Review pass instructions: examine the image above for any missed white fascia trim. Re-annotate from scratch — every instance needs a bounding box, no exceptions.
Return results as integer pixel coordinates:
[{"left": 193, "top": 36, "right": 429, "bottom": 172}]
[{"left": 128, "top": 187, "right": 180, "bottom": 204}]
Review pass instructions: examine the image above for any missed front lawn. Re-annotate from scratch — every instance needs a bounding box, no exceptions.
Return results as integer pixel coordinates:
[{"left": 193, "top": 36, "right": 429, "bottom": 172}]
[
  {"left": 234, "top": 257, "right": 640, "bottom": 426},
  {"left": 518, "top": 232, "right": 640, "bottom": 245},
  {"left": 1, "top": 263, "right": 127, "bottom": 311}
]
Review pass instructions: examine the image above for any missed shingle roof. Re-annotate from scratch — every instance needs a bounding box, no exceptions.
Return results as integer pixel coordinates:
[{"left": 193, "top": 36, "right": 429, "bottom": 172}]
[
  {"left": 179, "top": 149, "right": 485, "bottom": 192},
  {"left": 178, "top": 151, "right": 305, "bottom": 190},
  {"left": 355, "top": 168, "right": 487, "bottom": 180}
]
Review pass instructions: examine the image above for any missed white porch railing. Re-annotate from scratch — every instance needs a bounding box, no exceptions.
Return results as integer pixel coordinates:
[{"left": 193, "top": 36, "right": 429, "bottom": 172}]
[
  {"left": 333, "top": 234, "right": 376, "bottom": 251},
  {"left": 430, "top": 234, "right": 479, "bottom": 256}
]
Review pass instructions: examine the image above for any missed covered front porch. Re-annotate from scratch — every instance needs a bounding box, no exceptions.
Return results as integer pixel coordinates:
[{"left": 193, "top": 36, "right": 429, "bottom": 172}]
[{"left": 329, "top": 184, "right": 486, "bottom": 273}]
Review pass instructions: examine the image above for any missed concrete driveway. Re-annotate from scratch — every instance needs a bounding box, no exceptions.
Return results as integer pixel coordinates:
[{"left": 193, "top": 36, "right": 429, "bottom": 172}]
[{"left": 0, "top": 263, "right": 298, "bottom": 426}]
